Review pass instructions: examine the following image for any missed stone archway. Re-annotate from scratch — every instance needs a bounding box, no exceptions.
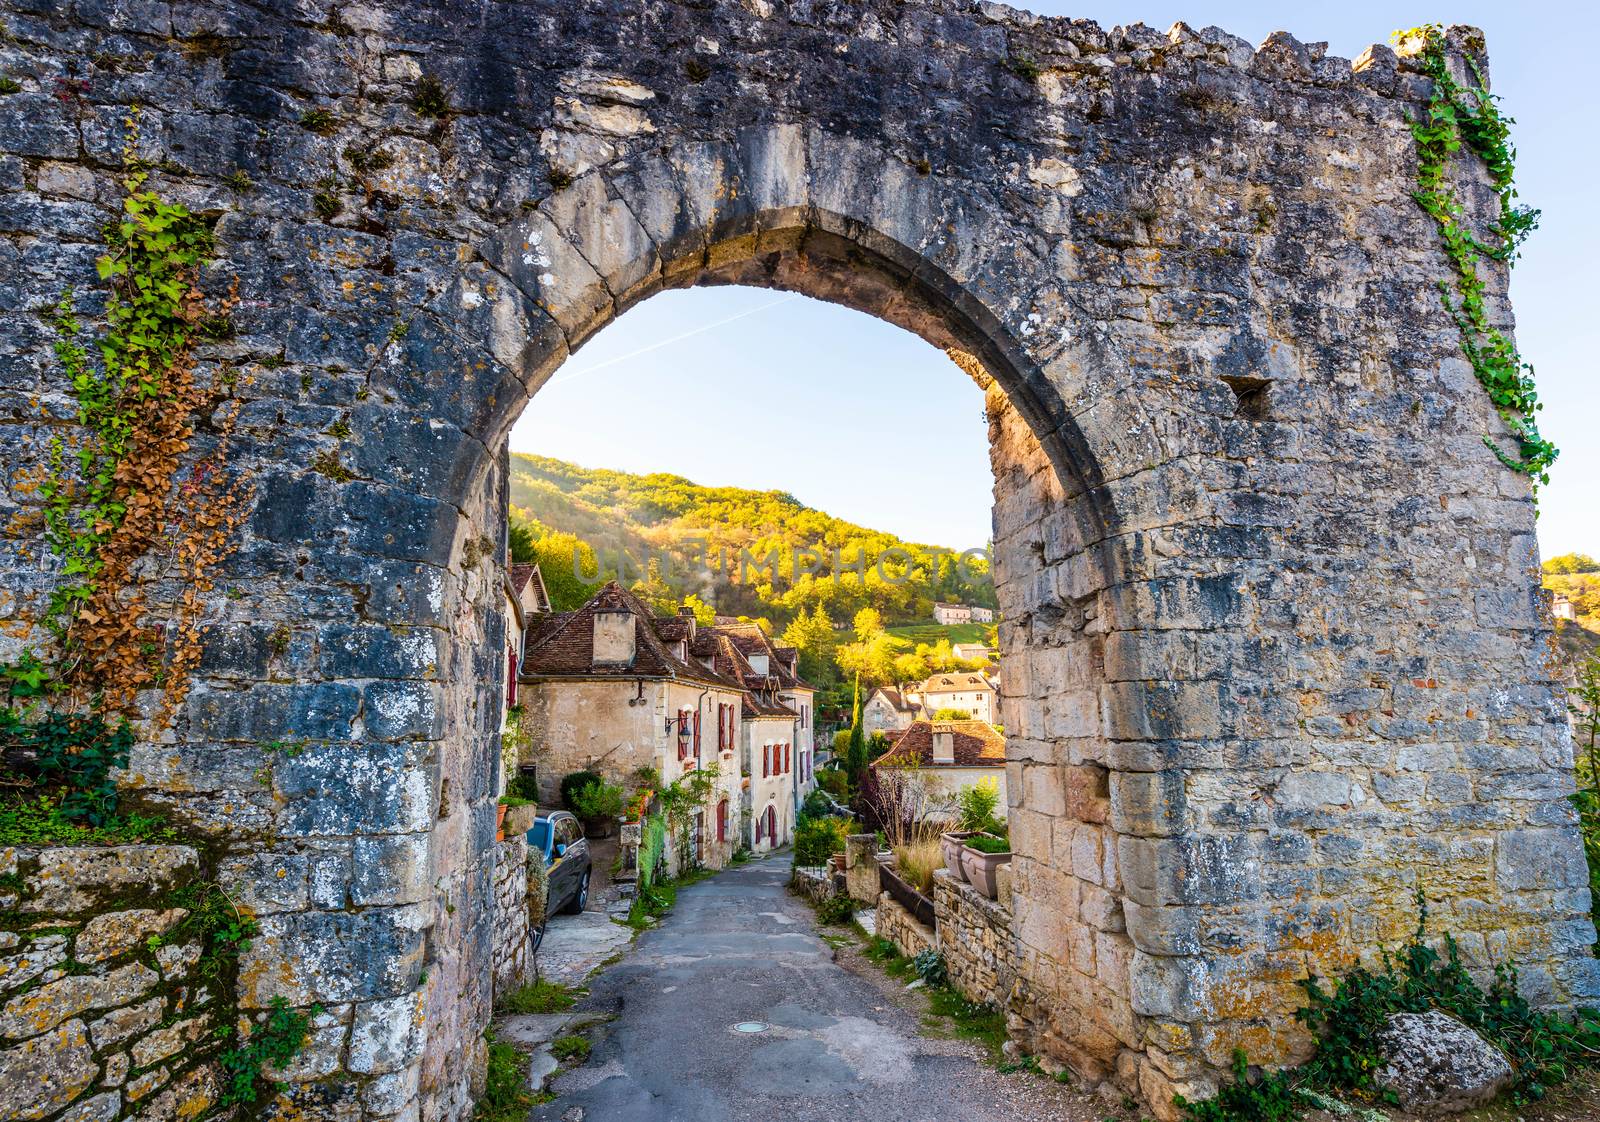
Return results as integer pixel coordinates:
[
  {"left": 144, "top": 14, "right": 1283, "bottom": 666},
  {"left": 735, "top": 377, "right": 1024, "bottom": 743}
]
[{"left": 1, "top": 4, "right": 1592, "bottom": 1120}]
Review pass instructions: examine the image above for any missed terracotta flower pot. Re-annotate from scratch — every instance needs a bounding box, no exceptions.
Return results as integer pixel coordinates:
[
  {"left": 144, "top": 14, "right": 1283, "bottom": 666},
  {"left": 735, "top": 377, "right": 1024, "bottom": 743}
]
[
  {"left": 960, "top": 841, "right": 1012, "bottom": 899},
  {"left": 495, "top": 803, "right": 508, "bottom": 842},
  {"left": 829, "top": 852, "right": 847, "bottom": 874},
  {"left": 941, "top": 831, "right": 977, "bottom": 882}
]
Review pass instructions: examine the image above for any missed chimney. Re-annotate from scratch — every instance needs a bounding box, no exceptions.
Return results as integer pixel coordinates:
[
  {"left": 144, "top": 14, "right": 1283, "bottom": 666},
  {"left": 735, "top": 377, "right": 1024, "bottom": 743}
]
[
  {"left": 932, "top": 729, "right": 955, "bottom": 764},
  {"left": 592, "top": 608, "right": 636, "bottom": 665}
]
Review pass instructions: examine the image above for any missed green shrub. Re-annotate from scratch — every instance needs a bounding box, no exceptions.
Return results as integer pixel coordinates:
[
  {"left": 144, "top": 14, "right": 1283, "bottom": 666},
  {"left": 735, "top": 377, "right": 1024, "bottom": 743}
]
[
  {"left": 1296, "top": 890, "right": 1600, "bottom": 1103},
  {"left": 964, "top": 833, "right": 1010, "bottom": 854},
  {"left": 956, "top": 779, "right": 1001, "bottom": 833},
  {"left": 815, "top": 894, "right": 854, "bottom": 925},
  {"left": 497, "top": 979, "right": 580, "bottom": 1015},
  {"left": 474, "top": 1029, "right": 535, "bottom": 1122},
  {"left": 794, "top": 815, "right": 851, "bottom": 867},
  {"left": 1175, "top": 1049, "right": 1302, "bottom": 1122},
  {"left": 930, "top": 707, "right": 971, "bottom": 720},
  {"left": 570, "top": 778, "right": 625, "bottom": 824},
  {"left": 816, "top": 767, "right": 849, "bottom": 801},
  {"left": 560, "top": 769, "right": 603, "bottom": 811},
  {"left": 799, "top": 787, "right": 835, "bottom": 823},
  {"left": 218, "top": 997, "right": 316, "bottom": 1107},
  {"left": 505, "top": 770, "right": 540, "bottom": 802},
  {"left": 550, "top": 1035, "right": 590, "bottom": 1063},
  {"left": 914, "top": 949, "right": 948, "bottom": 987}
]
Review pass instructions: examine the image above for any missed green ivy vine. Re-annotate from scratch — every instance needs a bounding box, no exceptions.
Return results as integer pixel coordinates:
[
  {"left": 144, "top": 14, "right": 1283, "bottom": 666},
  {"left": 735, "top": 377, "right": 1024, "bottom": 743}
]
[
  {"left": 42, "top": 146, "right": 214, "bottom": 638},
  {"left": 1400, "top": 25, "right": 1556, "bottom": 487}
]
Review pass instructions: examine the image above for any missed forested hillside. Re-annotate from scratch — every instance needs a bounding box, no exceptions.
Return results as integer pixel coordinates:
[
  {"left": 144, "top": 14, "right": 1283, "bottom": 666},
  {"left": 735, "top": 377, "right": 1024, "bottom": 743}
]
[{"left": 508, "top": 454, "right": 994, "bottom": 619}]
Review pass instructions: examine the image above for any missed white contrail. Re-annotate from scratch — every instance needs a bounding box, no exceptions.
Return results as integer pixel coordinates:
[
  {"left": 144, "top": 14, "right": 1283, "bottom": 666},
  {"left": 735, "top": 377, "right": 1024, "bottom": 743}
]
[{"left": 544, "top": 292, "right": 802, "bottom": 387}]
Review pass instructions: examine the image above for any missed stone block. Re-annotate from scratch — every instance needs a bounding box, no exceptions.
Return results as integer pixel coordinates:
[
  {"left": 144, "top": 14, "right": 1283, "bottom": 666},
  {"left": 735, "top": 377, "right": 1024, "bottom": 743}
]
[
  {"left": 1495, "top": 828, "right": 1589, "bottom": 893},
  {"left": 128, "top": 1063, "right": 216, "bottom": 1122},
  {"left": 239, "top": 908, "right": 426, "bottom": 1006},
  {"left": 274, "top": 744, "right": 434, "bottom": 837},
  {"left": 90, "top": 997, "right": 166, "bottom": 1051},
  {"left": 0, "top": 963, "right": 158, "bottom": 1038},
  {"left": 0, "top": 935, "right": 67, "bottom": 996},
  {"left": 22, "top": 847, "right": 198, "bottom": 916},
  {"left": 0, "top": 1018, "right": 96, "bottom": 1120},
  {"left": 130, "top": 1016, "right": 210, "bottom": 1068},
  {"left": 76, "top": 909, "right": 187, "bottom": 964},
  {"left": 351, "top": 834, "right": 433, "bottom": 907},
  {"left": 57, "top": 1091, "right": 120, "bottom": 1122}
]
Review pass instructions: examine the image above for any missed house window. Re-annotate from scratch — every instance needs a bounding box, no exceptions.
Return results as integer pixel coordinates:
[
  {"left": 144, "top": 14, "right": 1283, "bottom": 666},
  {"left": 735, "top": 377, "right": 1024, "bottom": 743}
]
[
  {"left": 762, "top": 743, "right": 770, "bottom": 777},
  {"left": 717, "top": 799, "right": 728, "bottom": 842}
]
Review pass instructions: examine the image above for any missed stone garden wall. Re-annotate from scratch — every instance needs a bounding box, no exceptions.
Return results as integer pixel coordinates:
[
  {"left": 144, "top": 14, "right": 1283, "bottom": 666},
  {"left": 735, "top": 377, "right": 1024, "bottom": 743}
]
[
  {"left": 489, "top": 838, "right": 531, "bottom": 997},
  {"left": 933, "top": 869, "right": 1020, "bottom": 1010},
  {"left": 0, "top": 845, "right": 218, "bottom": 1122},
  {"left": 876, "top": 894, "right": 936, "bottom": 960}
]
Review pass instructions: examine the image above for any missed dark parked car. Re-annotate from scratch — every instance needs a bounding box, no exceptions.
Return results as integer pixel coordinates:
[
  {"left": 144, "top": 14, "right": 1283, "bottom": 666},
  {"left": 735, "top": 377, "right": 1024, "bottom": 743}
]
[{"left": 527, "top": 810, "right": 591, "bottom": 950}]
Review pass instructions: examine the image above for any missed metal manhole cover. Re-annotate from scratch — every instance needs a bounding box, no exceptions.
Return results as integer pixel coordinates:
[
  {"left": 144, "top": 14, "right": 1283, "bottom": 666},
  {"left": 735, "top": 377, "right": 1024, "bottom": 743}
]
[{"left": 733, "top": 1022, "right": 768, "bottom": 1034}]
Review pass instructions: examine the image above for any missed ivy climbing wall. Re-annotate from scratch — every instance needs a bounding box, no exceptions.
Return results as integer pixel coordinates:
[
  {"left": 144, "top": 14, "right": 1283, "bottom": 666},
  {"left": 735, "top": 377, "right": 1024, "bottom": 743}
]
[{"left": 0, "top": 3, "right": 1591, "bottom": 1122}]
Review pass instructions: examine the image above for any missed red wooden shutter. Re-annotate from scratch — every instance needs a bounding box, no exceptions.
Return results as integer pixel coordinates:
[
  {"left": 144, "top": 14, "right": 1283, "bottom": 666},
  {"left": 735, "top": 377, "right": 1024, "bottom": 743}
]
[
  {"left": 506, "top": 646, "right": 518, "bottom": 706},
  {"left": 693, "top": 707, "right": 701, "bottom": 756},
  {"left": 762, "top": 744, "right": 769, "bottom": 777},
  {"left": 718, "top": 799, "right": 727, "bottom": 842}
]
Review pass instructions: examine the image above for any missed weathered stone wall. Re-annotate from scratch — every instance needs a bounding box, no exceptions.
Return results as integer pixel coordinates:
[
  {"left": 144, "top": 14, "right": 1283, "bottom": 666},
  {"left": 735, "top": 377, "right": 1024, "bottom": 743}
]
[
  {"left": 0, "top": 845, "right": 219, "bottom": 1122},
  {"left": 490, "top": 837, "right": 531, "bottom": 997},
  {"left": 877, "top": 892, "right": 936, "bottom": 960},
  {"left": 933, "top": 868, "right": 1021, "bottom": 1011},
  {"left": 0, "top": 2, "right": 1592, "bottom": 1118}
]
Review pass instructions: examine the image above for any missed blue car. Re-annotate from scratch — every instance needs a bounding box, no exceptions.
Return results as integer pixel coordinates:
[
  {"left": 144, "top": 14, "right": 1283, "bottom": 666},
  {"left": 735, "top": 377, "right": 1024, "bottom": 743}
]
[{"left": 527, "top": 810, "right": 592, "bottom": 950}]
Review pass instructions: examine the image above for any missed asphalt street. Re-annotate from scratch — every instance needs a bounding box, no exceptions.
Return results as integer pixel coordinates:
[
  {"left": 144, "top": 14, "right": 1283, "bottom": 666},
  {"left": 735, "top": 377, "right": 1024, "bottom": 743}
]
[{"left": 533, "top": 854, "right": 1088, "bottom": 1122}]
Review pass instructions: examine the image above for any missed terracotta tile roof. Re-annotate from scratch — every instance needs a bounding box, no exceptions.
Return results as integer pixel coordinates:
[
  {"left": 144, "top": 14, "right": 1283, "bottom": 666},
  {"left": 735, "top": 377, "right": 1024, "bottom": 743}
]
[
  {"left": 713, "top": 621, "right": 812, "bottom": 691},
  {"left": 742, "top": 694, "right": 798, "bottom": 718},
  {"left": 519, "top": 582, "right": 741, "bottom": 689},
  {"left": 876, "top": 720, "right": 1006, "bottom": 768},
  {"left": 509, "top": 563, "right": 536, "bottom": 595}
]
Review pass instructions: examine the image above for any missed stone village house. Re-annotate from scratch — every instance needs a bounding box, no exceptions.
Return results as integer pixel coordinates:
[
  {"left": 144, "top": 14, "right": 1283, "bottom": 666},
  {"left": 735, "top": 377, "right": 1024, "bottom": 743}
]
[
  {"left": 516, "top": 584, "right": 815, "bottom": 868},
  {"left": 918, "top": 671, "right": 998, "bottom": 723},
  {"left": 516, "top": 583, "right": 745, "bottom": 872},
  {"left": 872, "top": 719, "right": 1009, "bottom": 822},
  {"left": 499, "top": 560, "right": 551, "bottom": 777},
  {"left": 707, "top": 621, "right": 816, "bottom": 850},
  {"left": 863, "top": 685, "right": 919, "bottom": 736}
]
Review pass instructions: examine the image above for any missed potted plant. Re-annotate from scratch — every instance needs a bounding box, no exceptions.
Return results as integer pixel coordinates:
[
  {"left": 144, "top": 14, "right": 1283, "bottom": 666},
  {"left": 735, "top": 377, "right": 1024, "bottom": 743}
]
[
  {"left": 500, "top": 796, "right": 540, "bottom": 838},
  {"left": 568, "top": 777, "right": 626, "bottom": 838},
  {"left": 945, "top": 778, "right": 1004, "bottom": 882},
  {"left": 959, "top": 832, "right": 1012, "bottom": 899},
  {"left": 495, "top": 802, "right": 509, "bottom": 842},
  {"left": 940, "top": 829, "right": 978, "bottom": 881}
]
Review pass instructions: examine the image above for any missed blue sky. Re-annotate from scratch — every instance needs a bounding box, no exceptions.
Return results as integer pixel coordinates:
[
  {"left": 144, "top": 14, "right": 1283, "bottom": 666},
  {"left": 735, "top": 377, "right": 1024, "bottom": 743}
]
[{"left": 512, "top": 2, "right": 1594, "bottom": 558}]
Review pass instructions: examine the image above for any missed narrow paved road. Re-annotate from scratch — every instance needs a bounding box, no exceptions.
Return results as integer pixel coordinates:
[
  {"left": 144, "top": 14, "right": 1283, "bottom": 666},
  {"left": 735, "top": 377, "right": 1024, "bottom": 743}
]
[{"left": 533, "top": 855, "right": 1090, "bottom": 1122}]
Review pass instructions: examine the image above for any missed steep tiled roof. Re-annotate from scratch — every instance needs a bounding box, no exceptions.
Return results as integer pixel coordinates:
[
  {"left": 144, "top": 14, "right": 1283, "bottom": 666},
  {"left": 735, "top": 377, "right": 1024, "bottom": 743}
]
[
  {"left": 714, "top": 621, "right": 812, "bottom": 691},
  {"left": 509, "top": 563, "right": 536, "bottom": 596},
  {"left": 742, "top": 694, "right": 798, "bottom": 718},
  {"left": 921, "top": 672, "right": 992, "bottom": 694},
  {"left": 876, "top": 720, "right": 1005, "bottom": 768},
  {"left": 519, "top": 582, "right": 740, "bottom": 689},
  {"left": 869, "top": 686, "right": 916, "bottom": 712}
]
